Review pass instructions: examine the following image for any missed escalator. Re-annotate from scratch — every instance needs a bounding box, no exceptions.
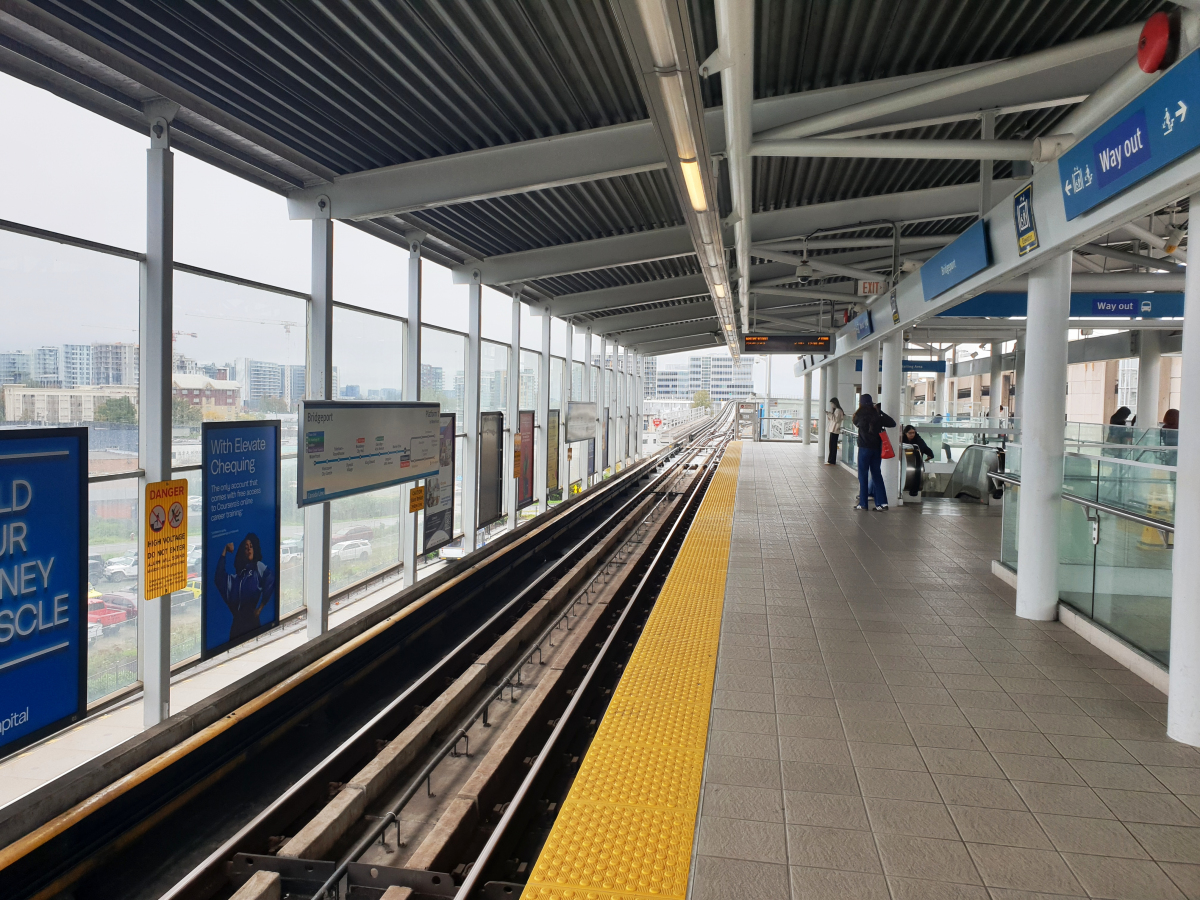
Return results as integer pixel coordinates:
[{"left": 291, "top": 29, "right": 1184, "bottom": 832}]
[{"left": 903, "top": 442, "right": 1005, "bottom": 503}]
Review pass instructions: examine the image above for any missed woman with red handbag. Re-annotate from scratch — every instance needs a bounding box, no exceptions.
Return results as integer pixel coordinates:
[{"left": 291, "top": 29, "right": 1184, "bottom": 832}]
[{"left": 851, "top": 394, "right": 896, "bottom": 511}]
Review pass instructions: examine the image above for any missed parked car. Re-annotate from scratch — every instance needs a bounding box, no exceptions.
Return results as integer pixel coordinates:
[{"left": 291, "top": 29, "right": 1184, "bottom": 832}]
[
  {"left": 332, "top": 525, "right": 373, "bottom": 543},
  {"left": 187, "top": 542, "right": 203, "bottom": 569},
  {"left": 88, "top": 553, "right": 105, "bottom": 583},
  {"left": 281, "top": 539, "right": 303, "bottom": 563},
  {"left": 102, "top": 591, "right": 138, "bottom": 616},
  {"left": 88, "top": 594, "right": 135, "bottom": 627},
  {"left": 87, "top": 621, "right": 104, "bottom": 647},
  {"left": 103, "top": 555, "right": 139, "bottom": 581},
  {"left": 331, "top": 539, "right": 371, "bottom": 562},
  {"left": 87, "top": 582, "right": 102, "bottom": 600},
  {"left": 182, "top": 577, "right": 202, "bottom": 599}
]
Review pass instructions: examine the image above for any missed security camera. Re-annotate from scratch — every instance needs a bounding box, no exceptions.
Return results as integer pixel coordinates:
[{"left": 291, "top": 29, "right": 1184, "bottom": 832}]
[{"left": 795, "top": 262, "right": 813, "bottom": 286}]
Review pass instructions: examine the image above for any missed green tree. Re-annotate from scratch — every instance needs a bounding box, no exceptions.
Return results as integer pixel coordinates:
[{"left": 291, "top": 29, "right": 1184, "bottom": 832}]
[
  {"left": 259, "top": 396, "right": 290, "bottom": 414},
  {"left": 691, "top": 390, "right": 712, "bottom": 410},
  {"left": 172, "top": 397, "right": 201, "bottom": 425},
  {"left": 94, "top": 396, "right": 138, "bottom": 423}
]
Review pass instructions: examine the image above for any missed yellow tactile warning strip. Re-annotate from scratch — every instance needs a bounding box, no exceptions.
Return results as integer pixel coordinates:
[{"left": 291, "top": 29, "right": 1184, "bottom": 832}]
[{"left": 522, "top": 441, "right": 742, "bottom": 900}]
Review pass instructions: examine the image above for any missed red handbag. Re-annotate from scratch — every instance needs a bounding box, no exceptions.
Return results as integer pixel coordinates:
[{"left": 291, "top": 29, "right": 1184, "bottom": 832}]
[{"left": 880, "top": 429, "right": 895, "bottom": 459}]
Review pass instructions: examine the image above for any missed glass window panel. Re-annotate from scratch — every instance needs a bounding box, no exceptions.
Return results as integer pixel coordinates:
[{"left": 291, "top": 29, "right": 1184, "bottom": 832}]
[
  {"left": 480, "top": 341, "right": 509, "bottom": 412},
  {"left": 329, "top": 486, "right": 401, "bottom": 595},
  {"left": 174, "top": 153, "right": 309, "bottom": 292},
  {"left": 591, "top": 366, "right": 600, "bottom": 401},
  {"left": 520, "top": 350, "right": 540, "bottom": 410},
  {"left": 173, "top": 272, "right": 306, "bottom": 471},
  {"left": 0, "top": 73, "right": 145, "bottom": 250},
  {"left": 572, "top": 362, "right": 585, "bottom": 400},
  {"left": 1091, "top": 509, "right": 1172, "bottom": 665},
  {"left": 482, "top": 287, "right": 512, "bottom": 343},
  {"left": 520, "top": 304, "right": 541, "bottom": 350},
  {"left": 333, "top": 222, "right": 408, "bottom": 314},
  {"left": 421, "top": 327, "right": 466, "bottom": 414},
  {"left": 551, "top": 318, "right": 567, "bottom": 357},
  {"left": 0, "top": 230, "right": 141, "bottom": 474},
  {"left": 422, "top": 260, "right": 469, "bottom": 331},
  {"left": 333, "top": 307, "right": 404, "bottom": 400},
  {"left": 550, "top": 357, "right": 564, "bottom": 410},
  {"left": 88, "top": 477, "right": 140, "bottom": 703},
  {"left": 280, "top": 456, "right": 304, "bottom": 616}
]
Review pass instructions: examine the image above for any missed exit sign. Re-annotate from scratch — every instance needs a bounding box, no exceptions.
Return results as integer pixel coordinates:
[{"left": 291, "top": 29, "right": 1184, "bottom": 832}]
[{"left": 858, "top": 280, "right": 884, "bottom": 296}]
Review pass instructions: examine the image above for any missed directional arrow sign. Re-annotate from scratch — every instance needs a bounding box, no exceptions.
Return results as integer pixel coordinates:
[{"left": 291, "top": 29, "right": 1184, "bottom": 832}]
[{"left": 1060, "top": 49, "right": 1200, "bottom": 219}]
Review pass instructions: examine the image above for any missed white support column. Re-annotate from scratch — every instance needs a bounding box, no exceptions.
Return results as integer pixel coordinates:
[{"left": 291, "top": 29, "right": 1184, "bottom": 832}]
[
  {"left": 614, "top": 345, "right": 624, "bottom": 465},
  {"left": 880, "top": 332, "right": 903, "bottom": 499},
  {"left": 625, "top": 347, "right": 634, "bottom": 462},
  {"left": 562, "top": 320, "right": 573, "bottom": 484},
  {"left": 583, "top": 329, "right": 594, "bottom": 483},
  {"left": 818, "top": 365, "right": 830, "bottom": 459},
  {"left": 837, "top": 356, "right": 856, "bottom": 414},
  {"left": 140, "top": 113, "right": 174, "bottom": 728},
  {"left": 634, "top": 352, "right": 643, "bottom": 458},
  {"left": 1014, "top": 334, "right": 1026, "bottom": 419},
  {"left": 304, "top": 214, "right": 334, "bottom": 640},
  {"left": 980, "top": 109, "right": 996, "bottom": 215},
  {"left": 935, "top": 352, "right": 947, "bottom": 418},
  {"left": 1168, "top": 191, "right": 1200, "bottom": 745},
  {"left": 462, "top": 274, "right": 483, "bottom": 550},
  {"left": 536, "top": 305, "right": 551, "bottom": 508},
  {"left": 504, "top": 290, "right": 520, "bottom": 530},
  {"left": 1015, "top": 252, "right": 1071, "bottom": 621},
  {"left": 401, "top": 238, "right": 422, "bottom": 586},
  {"left": 860, "top": 343, "right": 879, "bottom": 400},
  {"left": 803, "top": 372, "right": 812, "bottom": 445},
  {"left": 989, "top": 342, "right": 1004, "bottom": 419},
  {"left": 765, "top": 355, "right": 773, "bottom": 398},
  {"left": 1138, "top": 329, "right": 1163, "bottom": 427}
]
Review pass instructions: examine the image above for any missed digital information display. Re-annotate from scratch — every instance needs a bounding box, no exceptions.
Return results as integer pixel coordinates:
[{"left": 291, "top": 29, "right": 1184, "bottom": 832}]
[
  {"left": 0, "top": 427, "right": 87, "bottom": 758},
  {"left": 297, "top": 401, "right": 441, "bottom": 507},
  {"left": 742, "top": 334, "right": 832, "bottom": 354},
  {"left": 202, "top": 420, "right": 281, "bottom": 658}
]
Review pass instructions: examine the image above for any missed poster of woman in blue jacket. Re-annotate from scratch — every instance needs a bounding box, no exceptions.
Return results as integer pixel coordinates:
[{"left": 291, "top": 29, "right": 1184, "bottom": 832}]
[{"left": 215, "top": 533, "right": 277, "bottom": 642}]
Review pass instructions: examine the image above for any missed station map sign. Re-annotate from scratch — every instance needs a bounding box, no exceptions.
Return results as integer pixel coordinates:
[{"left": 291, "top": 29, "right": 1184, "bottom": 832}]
[
  {"left": 1059, "top": 49, "right": 1200, "bottom": 219},
  {"left": 202, "top": 420, "right": 281, "bottom": 657},
  {"left": 921, "top": 219, "right": 992, "bottom": 301},
  {"left": 0, "top": 428, "right": 87, "bottom": 758},
  {"left": 297, "top": 401, "right": 440, "bottom": 507},
  {"left": 742, "top": 334, "right": 832, "bottom": 354}
]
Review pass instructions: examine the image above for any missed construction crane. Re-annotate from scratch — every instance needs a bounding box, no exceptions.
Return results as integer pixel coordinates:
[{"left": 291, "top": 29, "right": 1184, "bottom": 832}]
[
  {"left": 172, "top": 331, "right": 198, "bottom": 343},
  {"left": 186, "top": 313, "right": 299, "bottom": 334}
]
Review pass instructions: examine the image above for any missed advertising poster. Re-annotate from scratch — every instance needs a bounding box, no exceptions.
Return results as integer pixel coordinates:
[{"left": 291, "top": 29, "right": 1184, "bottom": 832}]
[
  {"left": 0, "top": 428, "right": 87, "bottom": 758},
  {"left": 565, "top": 401, "right": 597, "bottom": 442},
  {"left": 423, "top": 413, "right": 456, "bottom": 554},
  {"left": 517, "top": 411, "right": 535, "bottom": 509},
  {"left": 547, "top": 410, "right": 560, "bottom": 492},
  {"left": 587, "top": 438, "right": 596, "bottom": 477},
  {"left": 478, "top": 412, "right": 504, "bottom": 528},
  {"left": 202, "top": 420, "right": 281, "bottom": 658},
  {"left": 296, "top": 401, "right": 440, "bottom": 507}
]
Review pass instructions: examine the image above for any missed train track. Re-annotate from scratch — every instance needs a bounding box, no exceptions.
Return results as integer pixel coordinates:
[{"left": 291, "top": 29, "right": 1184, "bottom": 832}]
[{"left": 0, "top": 408, "right": 733, "bottom": 900}]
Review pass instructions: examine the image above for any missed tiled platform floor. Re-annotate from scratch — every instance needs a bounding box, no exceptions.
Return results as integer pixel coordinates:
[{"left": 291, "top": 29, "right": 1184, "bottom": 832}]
[{"left": 693, "top": 441, "right": 1200, "bottom": 900}]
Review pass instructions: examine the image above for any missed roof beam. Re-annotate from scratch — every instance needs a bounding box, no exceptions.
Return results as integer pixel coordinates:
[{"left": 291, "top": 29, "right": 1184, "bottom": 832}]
[
  {"left": 751, "top": 137, "right": 1067, "bottom": 161},
  {"left": 633, "top": 332, "right": 722, "bottom": 355},
  {"left": 613, "top": 319, "right": 721, "bottom": 343},
  {"left": 1080, "top": 242, "right": 1185, "bottom": 272},
  {"left": 583, "top": 302, "right": 714, "bottom": 333},
  {"left": 757, "top": 24, "right": 1140, "bottom": 141}
]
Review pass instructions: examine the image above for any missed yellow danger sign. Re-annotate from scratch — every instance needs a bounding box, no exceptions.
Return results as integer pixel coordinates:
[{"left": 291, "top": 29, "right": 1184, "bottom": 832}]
[
  {"left": 145, "top": 479, "right": 188, "bottom": 599},
  {"left": 408, "top": 485, "right": 426, "bottom": 513}
]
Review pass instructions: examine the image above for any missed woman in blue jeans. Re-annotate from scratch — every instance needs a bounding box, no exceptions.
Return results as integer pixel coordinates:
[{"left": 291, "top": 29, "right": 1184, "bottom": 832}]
[{"left": 851, "top": 394, "right": 896, "bottom": 511}]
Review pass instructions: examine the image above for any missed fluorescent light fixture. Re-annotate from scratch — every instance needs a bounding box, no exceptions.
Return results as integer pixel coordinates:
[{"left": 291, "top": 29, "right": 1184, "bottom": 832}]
[
  {"left": 702, "top": 241, "right": 720, "bottom": 267},
  {"left": 635, "top": 0, "right": 676, "bottom": 68},
  {"left": 658, "top": 74, "right": 697, "bottom": 161},
  {"left": 713, "top": 282, "right": 726, "bottom": 298},
  {"left": 695, "top": 212, "right": 714, "bottom": 244},
  {"left": 680, "top": 160, "right": 707, "bottom": 211},
  {"left": 725, "top": 323, "right": 734, "bottom": 330}
]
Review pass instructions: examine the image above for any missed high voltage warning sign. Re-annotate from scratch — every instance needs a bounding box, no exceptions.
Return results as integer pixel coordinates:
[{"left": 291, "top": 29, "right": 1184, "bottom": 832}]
[{"left": 144, "top": 479, "right": 188, "bottom": 599}]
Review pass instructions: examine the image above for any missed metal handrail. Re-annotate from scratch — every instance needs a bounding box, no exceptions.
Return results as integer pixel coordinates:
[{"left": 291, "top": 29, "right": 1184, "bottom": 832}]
[{"left": 989, "top": 470, "right": 1174, "bottom": 533}]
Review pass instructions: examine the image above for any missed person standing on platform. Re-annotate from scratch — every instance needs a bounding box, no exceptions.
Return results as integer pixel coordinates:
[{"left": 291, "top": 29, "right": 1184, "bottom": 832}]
[
  {"left": 826, "top": 397, "right": 845, "bottom": 465},
  {"left": 852, "top": 394, "right": 895, "bottom": 511}
]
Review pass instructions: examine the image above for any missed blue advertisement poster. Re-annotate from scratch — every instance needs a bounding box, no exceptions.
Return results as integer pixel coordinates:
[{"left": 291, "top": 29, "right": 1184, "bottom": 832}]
[
  {"left": 201, "top": 420, "right": 281, "bottom": 658},
  {"left": 0, "top": 427, "right": 87, "bottom": 758}
]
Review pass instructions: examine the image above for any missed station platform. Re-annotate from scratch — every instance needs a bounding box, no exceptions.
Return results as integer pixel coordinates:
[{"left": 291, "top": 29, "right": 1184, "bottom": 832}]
[{"left": 526, "top": 440, "right": 1200, "bottom": 900}]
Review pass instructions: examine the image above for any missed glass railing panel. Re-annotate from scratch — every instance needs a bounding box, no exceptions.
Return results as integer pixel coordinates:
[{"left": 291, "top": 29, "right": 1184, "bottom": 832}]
[
  {"left": 1006, "top": 444, "right": 1021, "bottom": 476},
  {"left": 1096, "top": 459, "right": 1175, "bottom": 523},
  {"left": 1057, "top": 499, "right": 1097, "bottom": 619},
  {"left": 1091, "top": 510, "right": 1172, "bottom": 666},
  {"left": 1001, "top": 484, "right": 1019, "bottom": 569},
  {"left": 1061, "top": 454, "right": 1098, "bottom": 502}
]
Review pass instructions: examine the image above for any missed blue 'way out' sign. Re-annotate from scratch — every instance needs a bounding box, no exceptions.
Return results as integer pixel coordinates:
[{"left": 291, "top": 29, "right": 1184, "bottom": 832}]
[{"left": 1059, "top": 49, "right": 1200, "bottom": 219}]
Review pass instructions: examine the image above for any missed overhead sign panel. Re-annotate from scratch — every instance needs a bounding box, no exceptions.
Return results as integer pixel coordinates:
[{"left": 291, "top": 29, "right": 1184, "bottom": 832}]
[
  {"left": 742, "top": 334, "right": 832, "bottom": 354},
  {"left": 1059, "top": 49, "right": 1200, "bottom": 219},
  {"left": 202, "top": 420, "right": 281, "bottom": 657},
  {"left": 852, "top": 310, "right": 874, "bottom": 341},
  {"left": 921, "top": 219, "right": 992, "bottom": 301},
  {"left": 938, "top": 292, "right": 1184, "bottom": 318},
  {"left": 297, "top": 401, "right": 440, "bottom": 507},
  {"left": 0, "top": 428, "right": 87, "bottom": 758},
  {"left": 856, "top": 359, "right": 947, "bottom": 373},
  {"left": 1013, "top": 183, "right": 1039, "bottom": 256}
]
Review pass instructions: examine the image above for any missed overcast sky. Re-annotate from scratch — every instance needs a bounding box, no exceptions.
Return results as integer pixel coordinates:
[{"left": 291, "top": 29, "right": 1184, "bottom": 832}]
[{"left": 0, "top": 72, "right": 785, "bottom": 396}]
